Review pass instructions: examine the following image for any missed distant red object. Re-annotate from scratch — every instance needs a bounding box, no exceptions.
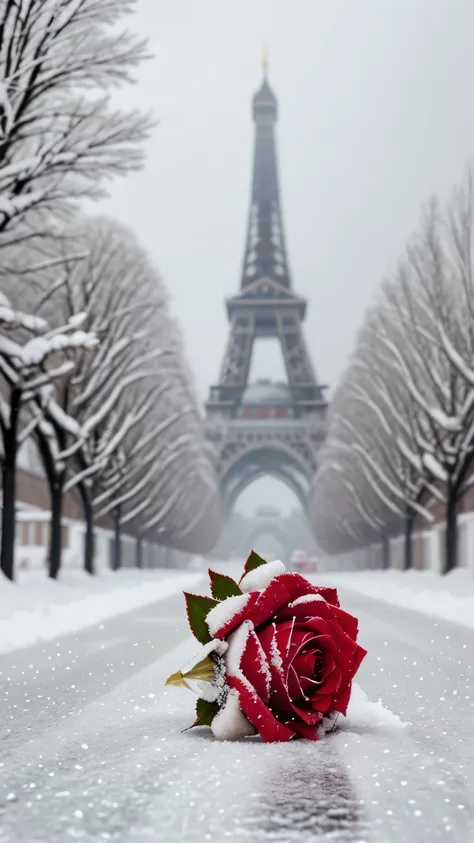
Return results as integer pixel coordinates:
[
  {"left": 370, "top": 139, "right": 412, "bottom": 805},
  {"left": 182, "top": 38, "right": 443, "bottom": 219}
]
[
  {"left": 291, "top": 551, "right": 318, "bottom": 573},
  {"left": 240, "top": 405, "right": 293, "bottom": 419}
]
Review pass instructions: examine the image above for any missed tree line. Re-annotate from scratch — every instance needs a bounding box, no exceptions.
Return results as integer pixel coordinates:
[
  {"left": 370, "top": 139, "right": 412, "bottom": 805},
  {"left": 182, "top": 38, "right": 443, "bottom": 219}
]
[
  {"left": 0, "top": 0, "right": 220, "bottom": 580},
  {"left": 311, "top": 173, "right": 474, "bottom": 575}
]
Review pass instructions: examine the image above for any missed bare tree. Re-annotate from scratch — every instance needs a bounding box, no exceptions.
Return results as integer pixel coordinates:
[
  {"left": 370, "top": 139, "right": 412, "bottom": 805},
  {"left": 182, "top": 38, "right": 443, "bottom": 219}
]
[
  {"left": 311, "top": 174, "right": 474, "bottom": 573},
  {"left": 8, "top": 216, "right": 221, "bottom": 575},
  {"left": 30, "top": 217, "right": 173, "bottom": 575},
  {"left": 0, "top": 293, "right": 96, "bottom": 579},
  {"left": 0, "top": 0, "right": 153, "bottom": 243},
  {"left": 93, "top": 337, "right": 221, "bottom": 562}
]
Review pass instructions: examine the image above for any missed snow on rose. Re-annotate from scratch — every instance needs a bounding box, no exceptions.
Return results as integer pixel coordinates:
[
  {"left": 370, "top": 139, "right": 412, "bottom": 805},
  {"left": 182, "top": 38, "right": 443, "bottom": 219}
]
[{"left": 166, "top": 551, "right": 367, "bottom": 743}]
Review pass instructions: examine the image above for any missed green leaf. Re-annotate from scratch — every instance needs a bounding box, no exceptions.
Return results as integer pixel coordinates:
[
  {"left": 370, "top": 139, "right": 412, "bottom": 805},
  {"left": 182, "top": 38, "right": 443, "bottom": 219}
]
[
  {"left": 240, "top": 550, "right": 268, "bottom": 582},
  {"left": 209, "top": 569, "right": 242, "bottom": 600},
  {"left": 184, "top": 592, "right": 218, "bottom": 644},
  {"left": 191, "top": 697, "right": 219, "bottom": 728}
]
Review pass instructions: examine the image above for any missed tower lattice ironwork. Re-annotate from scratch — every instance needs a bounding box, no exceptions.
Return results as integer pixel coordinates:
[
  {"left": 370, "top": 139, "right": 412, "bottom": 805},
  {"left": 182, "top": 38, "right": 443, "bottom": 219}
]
[{"left": 205, "top": 58, "right": 327, "bottom": 513}]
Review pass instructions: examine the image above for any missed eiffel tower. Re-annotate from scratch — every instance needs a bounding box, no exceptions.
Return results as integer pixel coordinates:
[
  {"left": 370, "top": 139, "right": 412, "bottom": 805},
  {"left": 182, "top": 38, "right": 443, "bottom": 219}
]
[{"left": 206, "top": 55, "right": 327, "bottom": 518}]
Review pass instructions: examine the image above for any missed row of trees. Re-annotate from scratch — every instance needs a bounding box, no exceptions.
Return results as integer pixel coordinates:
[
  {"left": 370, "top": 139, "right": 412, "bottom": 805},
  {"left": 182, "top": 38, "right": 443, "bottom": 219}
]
[
  {"left": 0, "top": 0, "right": 221, "bottom": 580},
  {"left": 311, "top": 173, "right": 474, "bottom": 575}
]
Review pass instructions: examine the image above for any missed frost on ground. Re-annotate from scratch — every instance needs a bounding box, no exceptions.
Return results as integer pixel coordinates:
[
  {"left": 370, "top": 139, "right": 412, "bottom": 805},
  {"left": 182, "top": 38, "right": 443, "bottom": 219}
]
[
  {"left": 0, "top": 568, "right": 203, "bottom": 655},
  {"left": 339, "top": 682, "right": 407, "bottom": 733},
  {"left": 312, "top": 568, "right": 474, "bottom": 630},
  {"left": 0, "top": 630, "right": 406, "bottom": 843},
  {"left": 143, "top": 646, "right": 406, "bottom": 842}
]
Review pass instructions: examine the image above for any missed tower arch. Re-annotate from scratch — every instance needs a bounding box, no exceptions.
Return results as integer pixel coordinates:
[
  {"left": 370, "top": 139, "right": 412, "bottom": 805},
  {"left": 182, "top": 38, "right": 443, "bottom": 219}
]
[{"left": 221, "top": 444, "right": 312, "bottom": 512}]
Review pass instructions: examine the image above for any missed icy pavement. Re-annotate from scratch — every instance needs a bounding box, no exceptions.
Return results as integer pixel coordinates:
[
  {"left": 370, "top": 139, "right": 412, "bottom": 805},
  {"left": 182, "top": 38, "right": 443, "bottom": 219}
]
[
  {"left": 0, "top": 568, "right": 203, "bottom": 655},
  {"left": 314, "top": 568, "right": 474, "bottom": 630},
  {"left": 1, "top": 584, "right": 473, "bottom": 841}
]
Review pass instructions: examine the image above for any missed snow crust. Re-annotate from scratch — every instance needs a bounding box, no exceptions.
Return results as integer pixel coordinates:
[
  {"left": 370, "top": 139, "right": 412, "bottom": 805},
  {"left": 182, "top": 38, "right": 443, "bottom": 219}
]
[
  {"left": 182, "top": 638, "right": 228, "bottom": 672},
  {"left": 225, "top": 620, "right": 253, "bottom": 677},
  {"left": 422, "top": 452, "right": 448, "bottom": 482},
  {"left": 339, "top": 683, "right": 407, "bottom": 732},
  {"left": 269, "top": 623, "right": 284, "bottom": 672},
  {"left": 428, "top": 407, "right": 462, "bottom": 432},
  {"left": 211, "top": 620, "right": 266, "bottom": 741},
  {"left": 211, "top": 688, "right": 256, "bottom": 740},
  {"left": 289, "top": 593, "right": 325, "bottom": 606},
  {"left": 311, "top": 569, "right": 474, "bottom": 630},
  {"left": 206, "top": 593, "right": 250, "bottom": 637},
  {"left": 0, "top": 569, "right": 203, "bottom": 655},
  {"left": 239, "top": 559, "right": 286, "bottom": 593}
]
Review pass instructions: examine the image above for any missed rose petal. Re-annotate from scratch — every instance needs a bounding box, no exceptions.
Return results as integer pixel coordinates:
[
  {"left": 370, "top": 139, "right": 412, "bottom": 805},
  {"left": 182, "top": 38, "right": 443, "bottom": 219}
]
[
  {"left": 288, "top": 720, "right": 322, "bottom": 741},
  {"left": 240, "top": 629, "right": 271, "bottom": 703},
  {"left": 289, "top": 703, "right": 323, "bottom": 726},
  {"left": 276, "top": 596, "right": 335, "bottom": 624},
  {"left": 211, "top": 689, "right": 257, "bottom": 740},
  {"left": 239, "top": 560, "right": 286, "bottom": 593},
  {"left": 206, "top": 593, "right": 258, "bottom": 639},
  {"left": 271, "top": 574, "right": 339, "bottom": 606},
  {"left": 320, "top": 655, "right": 336, "bottom": 682},
  {"left": 227, "top": 674, "right": 296, "bottom": 743},
  {"left": 247, "top": 574, "right": 340, "bottom": 631},
  {"left": 208, "top": 574, "right": 340, "bottom": 640},
  {"left": 319, "top": 665, "right": 342, "bottom": 696},
  {"left": 329, "top": 605, "right": 359, "bottom": 640},
  {"left": 299, "top": 675, "right": 322, "bottom": 695},
  {"left": 287, "top": 665, "right": 307, "bottom": 708},
  {"left": 292, "top": 651, "right": 317, "bottom": 679},
  {"left": 328, "top": 645, "right": 367, "bottom": 715},
  {"left": 301, "top": 619, "right": 355, "bottom": 662},
  {"left": 300, "top": 632, "right": 338, "bottom": 657},
  {"left": 352, "top": 643, "right": 368, "bottom": 673},
  {"left": 331, "top": 681, "right": 352, "bottom": 716},
  {"left": 274, "top": 618, "right": 295, "bottom": 659},
  {"left": 257, "top": 624, "right": 293, "bottom": 712},
  {"left": 287, "top": 628, "right": 318, "bottom": 660},
  {"left": 309, "top": 692, "right": 333, "bottom": 713},
  {"left": 287, "top": 669, "right": 327, "bottom": 726}
]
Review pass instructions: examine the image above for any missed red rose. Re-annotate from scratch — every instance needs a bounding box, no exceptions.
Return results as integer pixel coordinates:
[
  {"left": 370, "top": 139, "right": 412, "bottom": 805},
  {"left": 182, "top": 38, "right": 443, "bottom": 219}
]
[
  {"left": 207, "top": 571, "right": 366, "bottom": 742},
  {"left": 166, "top": 554, "right": 366, "bottom": 744}
]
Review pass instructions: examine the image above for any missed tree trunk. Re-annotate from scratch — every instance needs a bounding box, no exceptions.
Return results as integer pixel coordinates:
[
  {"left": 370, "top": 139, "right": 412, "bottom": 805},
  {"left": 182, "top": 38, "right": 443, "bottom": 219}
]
[
  {"left": 381, "top": 534, "right": 390, "bottom": 570},
  {"left": 112, "top": 506, "right": 122, "bottom": 570},
  {"left": 0, "top": 388, "right": 21, "bottom": 581},
  {"left": 78, "top": 484, "right": 95, "bottom": 575},
  {"left": 403, "top": 509, "right": 414, "bottom": 571},
  {"left": 136, "top": 536, "right": 143, "bottom": 569},
  {"left": 48, "top": 479, "right": 64, "bottom": 579},
  {"left": 444, "top": 486, "right": 458, "bottom": 575}
]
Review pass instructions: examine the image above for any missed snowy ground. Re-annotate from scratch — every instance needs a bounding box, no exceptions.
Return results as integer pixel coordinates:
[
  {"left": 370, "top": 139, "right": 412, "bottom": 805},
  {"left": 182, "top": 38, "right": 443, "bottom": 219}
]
[
  {"left": 314, "top": 568, "right": 474, "bottom": 630},
  {"left": 0, "top": 568, "right": 203, "bottom": 655},
  {"left": 1, "top": 578, "right": 473, "bottom": 841}
]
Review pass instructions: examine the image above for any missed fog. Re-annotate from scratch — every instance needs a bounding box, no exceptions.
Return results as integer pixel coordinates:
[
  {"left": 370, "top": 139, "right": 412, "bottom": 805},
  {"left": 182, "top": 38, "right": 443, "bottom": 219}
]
[{"left": 102, "top": 0, "right": 474, "bottom": 513}]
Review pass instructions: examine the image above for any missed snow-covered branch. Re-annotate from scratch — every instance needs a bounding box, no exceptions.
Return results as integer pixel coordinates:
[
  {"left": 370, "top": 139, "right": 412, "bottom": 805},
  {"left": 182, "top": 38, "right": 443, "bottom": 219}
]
[{"left": 0, "top": 0, "right": 153, "bottom": 243}]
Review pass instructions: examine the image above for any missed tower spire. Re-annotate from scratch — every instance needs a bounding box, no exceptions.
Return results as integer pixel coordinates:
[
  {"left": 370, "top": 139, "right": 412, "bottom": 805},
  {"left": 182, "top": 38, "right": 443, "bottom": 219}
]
[{"left": 241, "top": 55, "right": 289, "bottom": 288}]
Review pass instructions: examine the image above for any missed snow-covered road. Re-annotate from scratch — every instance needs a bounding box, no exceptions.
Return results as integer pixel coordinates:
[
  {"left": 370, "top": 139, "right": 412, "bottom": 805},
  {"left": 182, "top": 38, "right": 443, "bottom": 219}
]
[{"left": 1, "top": 582, "right": 473, "bottom": 842}]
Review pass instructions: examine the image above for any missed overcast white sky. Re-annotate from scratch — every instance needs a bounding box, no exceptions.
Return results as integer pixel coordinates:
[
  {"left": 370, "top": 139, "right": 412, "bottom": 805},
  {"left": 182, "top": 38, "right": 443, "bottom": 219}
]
[{"left": 102, "top": 0, "right": 474, "bottom": 514}]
